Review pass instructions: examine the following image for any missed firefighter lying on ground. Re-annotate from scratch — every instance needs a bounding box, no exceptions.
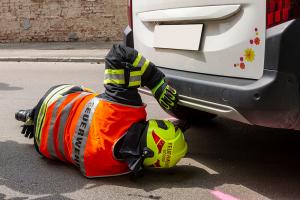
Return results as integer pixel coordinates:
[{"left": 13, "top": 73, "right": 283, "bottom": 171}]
[{"left": 15, "top": 44, "right": 188, "bottom": 178}]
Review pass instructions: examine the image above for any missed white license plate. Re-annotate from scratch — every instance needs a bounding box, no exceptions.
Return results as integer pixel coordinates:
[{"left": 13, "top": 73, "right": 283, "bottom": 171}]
[{"left": 154, "top": 24, "right": 203, "bottom": 51}]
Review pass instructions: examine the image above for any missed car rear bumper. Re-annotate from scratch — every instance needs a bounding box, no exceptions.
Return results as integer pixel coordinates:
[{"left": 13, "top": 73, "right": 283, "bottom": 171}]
[
  {"left": 124, "top": 20, "right": 300, "bottom": 129},
  {"left": 158, "top": 67, "right": 299, "bottom": 129}
]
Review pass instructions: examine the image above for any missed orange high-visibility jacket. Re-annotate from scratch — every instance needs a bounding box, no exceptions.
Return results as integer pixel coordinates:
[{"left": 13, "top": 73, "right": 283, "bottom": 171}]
[{"left": 34, "top": 85, "right": 147, "bottom": 177}]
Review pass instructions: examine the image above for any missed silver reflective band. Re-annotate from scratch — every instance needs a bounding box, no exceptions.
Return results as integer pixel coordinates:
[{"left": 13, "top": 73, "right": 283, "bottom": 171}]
[
  {"left": 129, "top": 75, "right": 141, "bottom": 83},
  {"left": 47, "top": 96, "right": 67, "bottom": 159},
  {"left": 136, "top": 56, "right": 146, "bottom": 69},
  {"left": 72, "top": 97, "right": 101, "bottom": 175},
  {"left": 47, "top": 92, "right": 91, "bottom": 160},
  {"left": 35, "top": 85, "right": 73, "bottom": 144},
  {"left": 104, "top": 73, "right": 124, "bottom": 81},
  {"left": 57, "top": 92, "right": 91, "bottom": 160}
]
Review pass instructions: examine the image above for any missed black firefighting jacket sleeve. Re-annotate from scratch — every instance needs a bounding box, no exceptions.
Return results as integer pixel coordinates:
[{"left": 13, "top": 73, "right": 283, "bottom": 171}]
[{"left": 101, "top": 44, "right": 165, "bottom": 106}]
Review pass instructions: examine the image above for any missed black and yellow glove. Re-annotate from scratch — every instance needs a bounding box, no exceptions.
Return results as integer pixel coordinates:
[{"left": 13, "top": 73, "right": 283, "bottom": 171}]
[
  {"left": 21, "top": 118, "right": 34, "bottom": 139},
  {"left": 15, "top": 109, "right": 35, "bottom": 139},
  {"left": 151, "top": 79, "right": 178, "bottom": 111}
]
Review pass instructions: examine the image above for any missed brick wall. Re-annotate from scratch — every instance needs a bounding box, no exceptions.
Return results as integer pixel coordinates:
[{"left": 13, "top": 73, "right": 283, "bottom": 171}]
[{"left": 0, "top": 0, "right": 128, "bottom": 42}]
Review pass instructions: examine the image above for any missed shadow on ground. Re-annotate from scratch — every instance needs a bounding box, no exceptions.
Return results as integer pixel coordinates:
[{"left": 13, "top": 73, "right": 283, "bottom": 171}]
[
  {"left": 186, "top": 118, "right": 300, "bottom": 199},
  {"left": 0, "top": 140, "right": 208, "bottom": 199},
  {"left": 1, "top": 118, "right": 300, "bottom": 199},
  {"left": 0, "top": 83, "right": 23, "bottom": 91}
]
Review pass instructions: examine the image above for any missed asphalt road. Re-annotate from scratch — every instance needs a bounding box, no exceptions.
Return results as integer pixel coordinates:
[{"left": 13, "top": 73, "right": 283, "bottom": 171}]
[{"left": 1, "top": 62, "right": 300, "bottom": 200}]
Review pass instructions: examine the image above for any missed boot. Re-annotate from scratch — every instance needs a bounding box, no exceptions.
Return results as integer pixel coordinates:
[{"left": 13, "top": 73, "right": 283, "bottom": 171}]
[
  {"left": 15, "top": 109, "right": 35, "bottom": 139},
  {"left": 15, "top": 109, "right": 33, "bottom": 122}
]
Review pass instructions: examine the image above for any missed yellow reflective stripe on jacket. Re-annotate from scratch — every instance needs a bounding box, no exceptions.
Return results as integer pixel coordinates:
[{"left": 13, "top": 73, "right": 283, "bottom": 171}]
[
  {"left": 128, "top": 81, "right": 141, "bottom": 87},
  {"left": 133, "top": 54, "right": 150, "bottom": 71},
  {"left": 104, "top": 53, "right": 150, "bottom": 87},
  {"left": 132, "top": 53, "right": 142, "bottom": 67},
  {"left": 105, "top": 69, "right": 124, "bottom": 75},
  {"left": 130, "top": 54, "right": 150, "bottom": 87},
  {"left": 141, "top": 60, "right": 150, "bottom": 74},
  {"left": 35, "top": 85, "right": 74, "bottom": 145},
  {"left": 104, "top": 69, "right": 125, "bottom": 85},
  {"left": 133, "top": 54, "right": 150, "bottom": 72},
  {"left": 104, "top": 79, "right": 125, "bottom": 85},
  {"left": 136, "top": 56, "right": 146, "bottom": 68},
  {"left": 129, "top": 71, "right": 142, "bottom": 87},
  {"left": 104, "top": 74, "right": 124, "bottom": 81},
  {"left": 130, "top": 71, "right": 143, "bottom": 77}
]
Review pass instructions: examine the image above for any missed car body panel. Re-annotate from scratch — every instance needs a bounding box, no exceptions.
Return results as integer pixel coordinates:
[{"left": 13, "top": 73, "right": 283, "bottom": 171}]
[
  {"left": 138, "top": 5, "right": 241, "bottom": 22},
  {"left": 132, "top": 0, "right": 266, "bottom": 79}
]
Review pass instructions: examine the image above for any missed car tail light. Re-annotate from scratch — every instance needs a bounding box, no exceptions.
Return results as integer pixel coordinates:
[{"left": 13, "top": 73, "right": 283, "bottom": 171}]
[
  {"left": 267, "top": 0, "right": 300, "bottom": 28},
  {"left": 127, "top": 0, "right": 133, "bottom": 29}
]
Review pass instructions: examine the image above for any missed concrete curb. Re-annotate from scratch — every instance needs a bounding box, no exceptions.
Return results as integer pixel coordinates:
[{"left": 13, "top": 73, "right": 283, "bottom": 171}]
[{"left": 0, "top": 57, "right": 105, "bottom": 63}]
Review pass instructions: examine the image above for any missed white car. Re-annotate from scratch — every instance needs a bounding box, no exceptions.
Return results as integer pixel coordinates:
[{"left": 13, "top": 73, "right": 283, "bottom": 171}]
[{"left": 124, "top": 0, "right": 300, "bottom": 130}]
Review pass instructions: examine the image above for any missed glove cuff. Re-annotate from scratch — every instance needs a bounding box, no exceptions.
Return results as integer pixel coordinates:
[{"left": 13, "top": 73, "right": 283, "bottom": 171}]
[
  {"left": 151, "top": 79, "right": 165, "bottom": 97},
  {"left": 25, "top": 118, "right": 34, "bottom": 126}
]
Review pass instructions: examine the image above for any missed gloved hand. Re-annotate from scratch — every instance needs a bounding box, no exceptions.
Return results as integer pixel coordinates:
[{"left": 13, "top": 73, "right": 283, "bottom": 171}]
[
  {"left": 21, "top": 119, "right": 34, "bottom": 139},
  {"left": 151, "top": 79, "right": 178, "bottom": 111}
]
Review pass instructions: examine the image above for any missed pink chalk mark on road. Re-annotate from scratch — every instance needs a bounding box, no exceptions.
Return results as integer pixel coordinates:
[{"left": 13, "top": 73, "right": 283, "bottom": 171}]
[{"left": 211, "top": 190, "right": 240, "bottom": 200}]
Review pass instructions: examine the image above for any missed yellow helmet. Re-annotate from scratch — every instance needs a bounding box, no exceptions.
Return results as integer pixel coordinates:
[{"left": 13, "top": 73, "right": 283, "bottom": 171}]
[{"left": 143, "top": 120, "right": 188, "bottom": 168}]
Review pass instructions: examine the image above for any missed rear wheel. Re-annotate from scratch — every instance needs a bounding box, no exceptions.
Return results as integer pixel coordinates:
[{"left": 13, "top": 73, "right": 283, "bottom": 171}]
[{"left": 168, "top": 105, "right": 216, "bottom": 124}]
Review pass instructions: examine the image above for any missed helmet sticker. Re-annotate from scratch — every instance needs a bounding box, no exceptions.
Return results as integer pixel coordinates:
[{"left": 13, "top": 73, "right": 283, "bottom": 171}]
[
  {"left": 152, "top": 130, "right": 165, "bottom": 153},
  {"left": 162, "top": 143, "right": 173, "bottom": 168},
  {"left": 153, "top": 160, "right": 161, "bottom": 167},
  {"left": 157, "top": 140, "right": 165, "bottom": 153},
  {"left": 152, "top": 130, "right": 160, "bottom": 144}
]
